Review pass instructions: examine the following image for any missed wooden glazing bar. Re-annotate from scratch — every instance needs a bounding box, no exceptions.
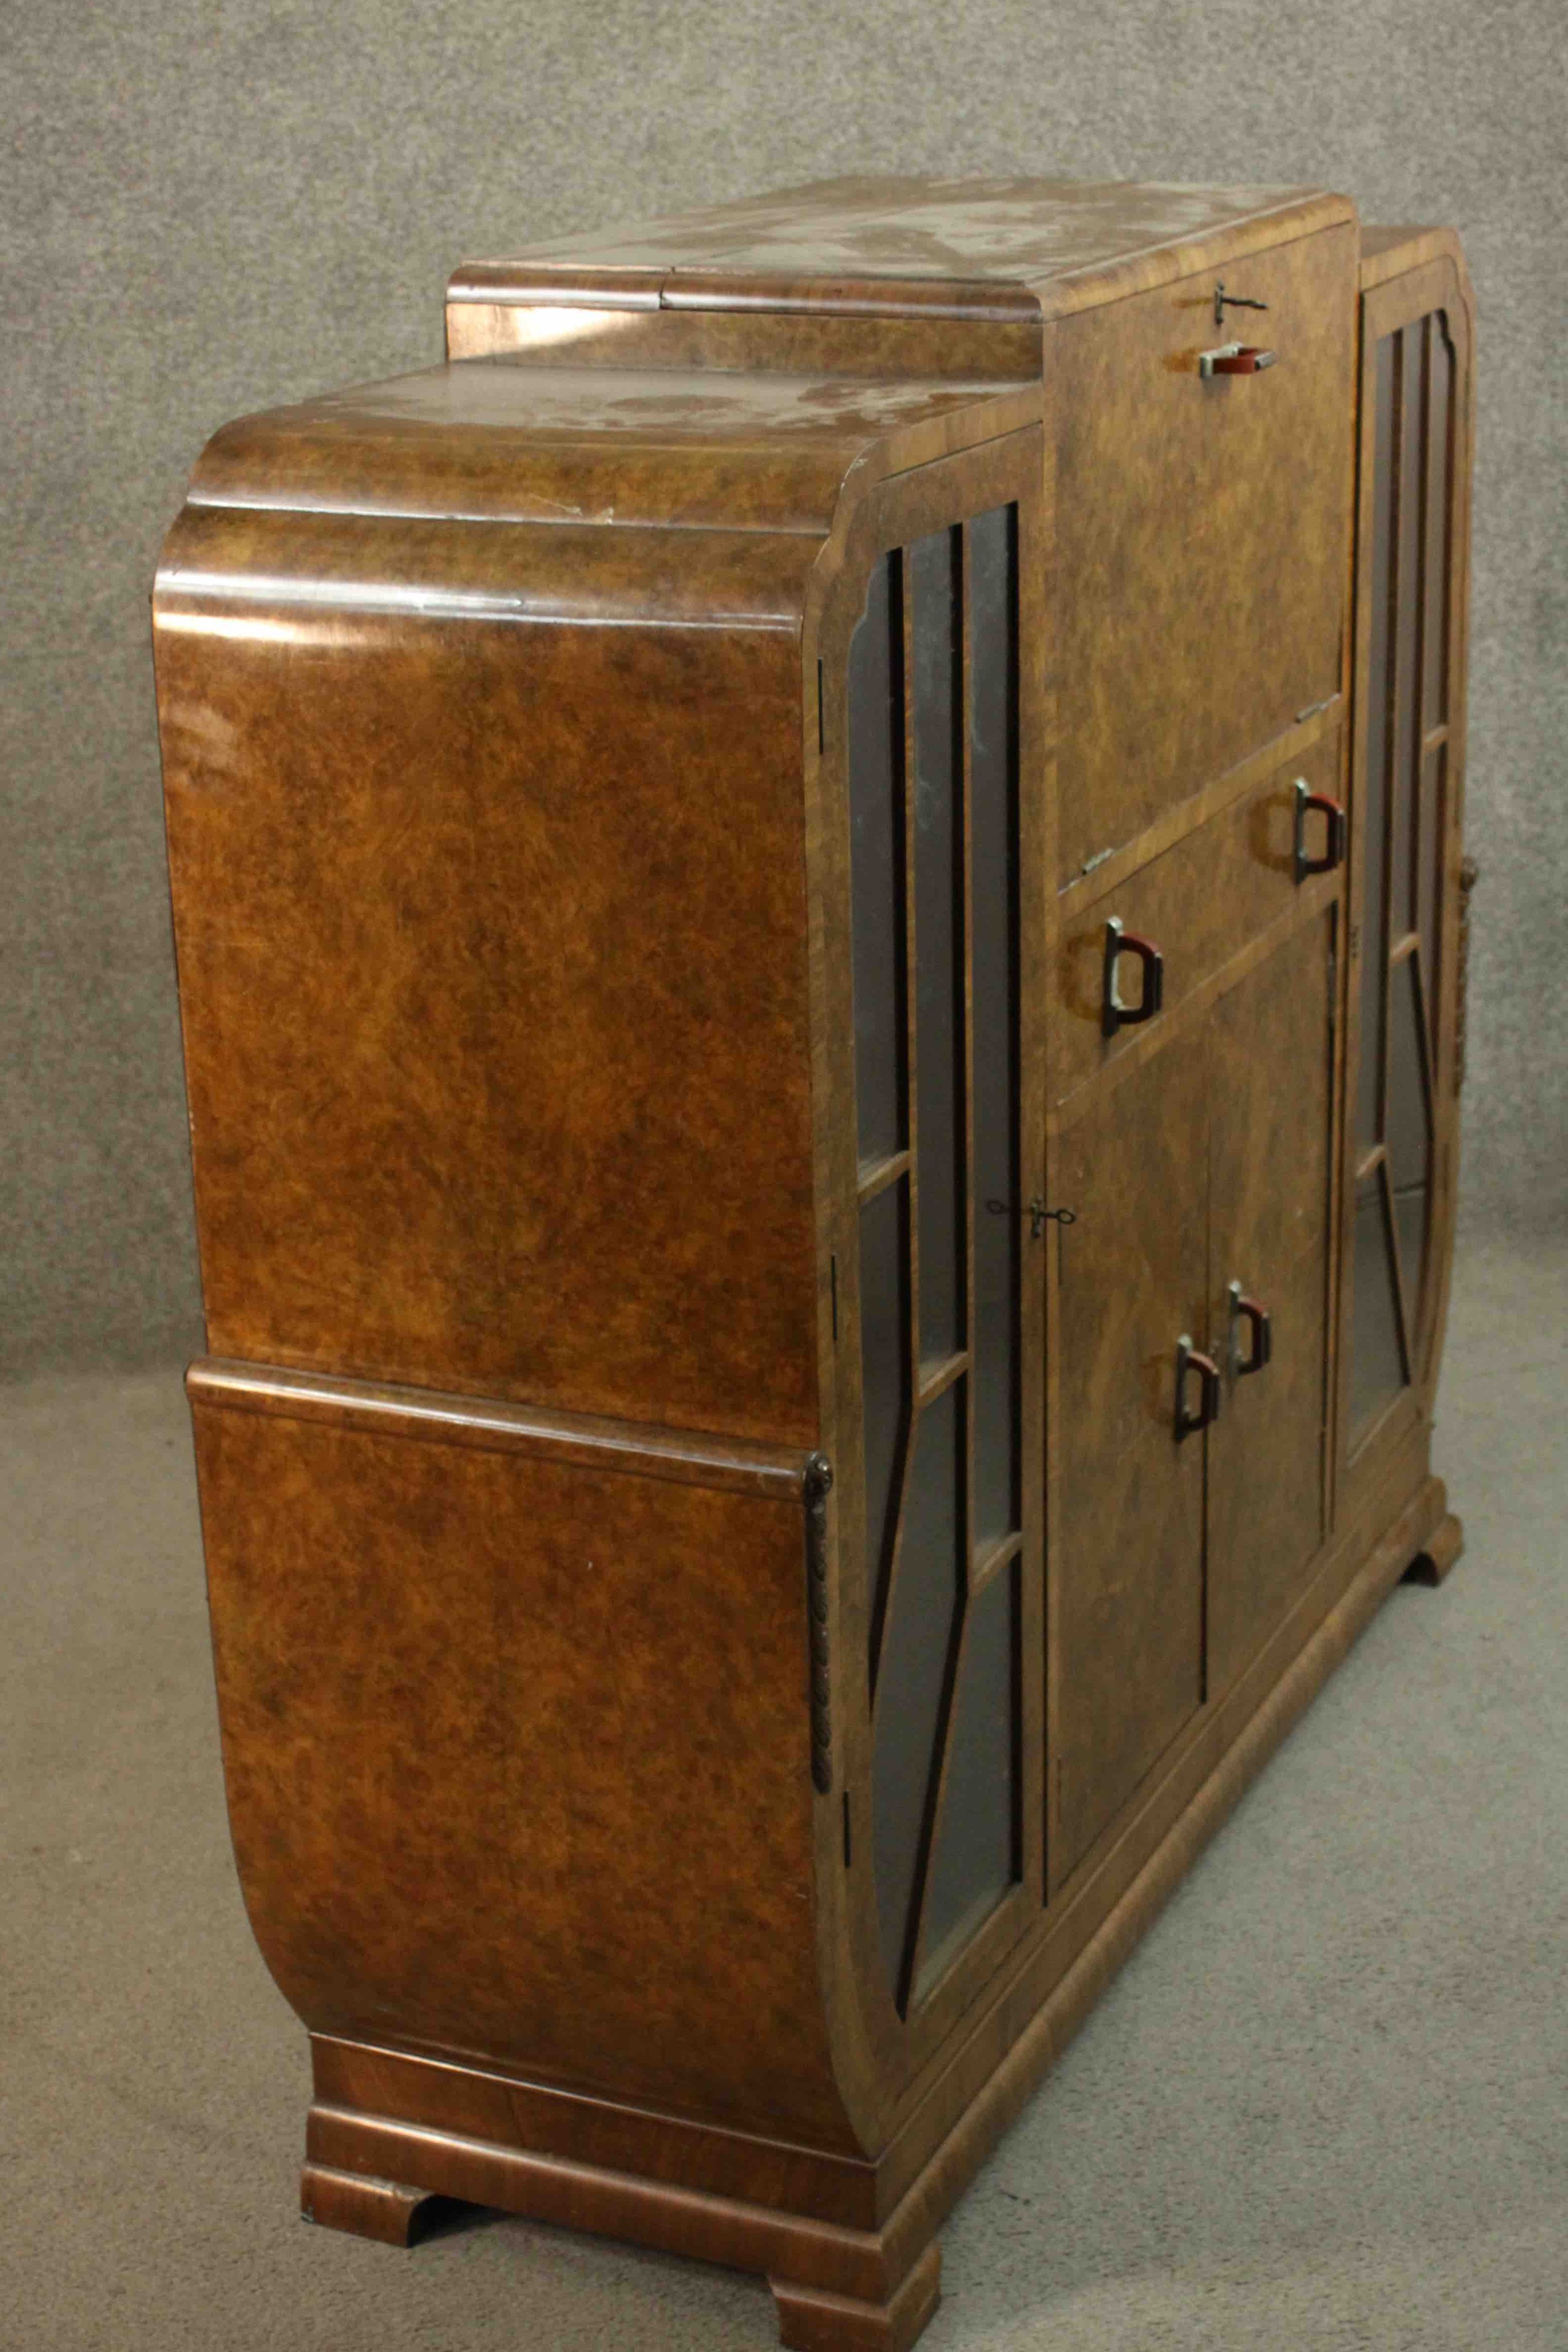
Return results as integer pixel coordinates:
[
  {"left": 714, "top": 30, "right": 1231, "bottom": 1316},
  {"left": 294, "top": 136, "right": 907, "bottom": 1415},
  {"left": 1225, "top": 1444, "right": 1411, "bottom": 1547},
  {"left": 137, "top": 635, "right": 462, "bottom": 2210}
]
[
  {"left": 960, "top": 516, "right": 978, "bottom": 1609},
  {"left": 900, "top": 538, "right": 923, "bottom": 1523},
  {"left": 970, "top": 1532, "right": 1024, "bottom": 1597},
  {"left": 916, "top": 1351, "right": 969, "bottom": 1408},
  {"left": 859, "top": 1149, "right": 912, "bottom": 1205},
  {"left": 1408, "top": 316, "right": 1434, "bottom": 943}
]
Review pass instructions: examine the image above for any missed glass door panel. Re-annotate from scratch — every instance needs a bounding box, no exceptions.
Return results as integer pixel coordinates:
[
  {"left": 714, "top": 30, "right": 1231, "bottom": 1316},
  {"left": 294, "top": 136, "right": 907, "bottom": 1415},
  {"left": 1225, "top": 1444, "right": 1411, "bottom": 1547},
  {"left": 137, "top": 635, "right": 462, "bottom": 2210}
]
[
  {"left": 914, "top": 1558, "right": 1019, "bottom": 2003},
  {"left": 1347, "top": 305, "right": 1459, "bottom": 1449},
  {"left": 847, "top": 499, "right": 1025, "bottom": 2015}
]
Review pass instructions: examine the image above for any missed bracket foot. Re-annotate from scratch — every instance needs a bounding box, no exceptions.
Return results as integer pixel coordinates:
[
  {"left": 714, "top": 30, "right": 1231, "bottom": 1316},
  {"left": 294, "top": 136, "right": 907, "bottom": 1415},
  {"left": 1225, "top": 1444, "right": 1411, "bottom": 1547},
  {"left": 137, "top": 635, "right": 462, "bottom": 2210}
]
[
  {"left": 771, "top": 2242, "right": 941, "bottom": 2351},
  {"left": 1404, "top": 1513, "right": 1465, "bottom": 1587},
  {"left": 300, "top": 2162, "right": 473, "bottom": 2247}
]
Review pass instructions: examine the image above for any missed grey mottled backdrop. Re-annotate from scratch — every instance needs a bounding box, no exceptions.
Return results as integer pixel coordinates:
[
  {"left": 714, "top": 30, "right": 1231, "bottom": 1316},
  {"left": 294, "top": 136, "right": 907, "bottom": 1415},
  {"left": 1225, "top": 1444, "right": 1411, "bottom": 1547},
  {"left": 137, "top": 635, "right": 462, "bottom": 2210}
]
[{"left": 4, "top": 0, "right": 1564, "bottom": 1375}]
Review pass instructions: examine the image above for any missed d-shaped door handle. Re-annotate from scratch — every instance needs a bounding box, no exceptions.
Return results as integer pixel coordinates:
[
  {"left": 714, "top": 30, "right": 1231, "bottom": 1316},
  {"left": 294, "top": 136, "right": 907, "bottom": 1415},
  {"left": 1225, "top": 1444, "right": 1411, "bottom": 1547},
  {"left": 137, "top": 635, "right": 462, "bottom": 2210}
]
[
  {"left": 1199, "top": 341, "right": 1278, "bottom": 378},
  {"left": 1174, "top": 1335, "right": 1221, "bottom": 1439},
  {"left": 1293, "top": 780, "right": 1347, "bottom": 881},
  {"left": 1103, "top": 917, "right": 1165, "bottom": 1037},
  {"left": 1228, "top": 1281, "right": 1273, "bottom": 1376}
]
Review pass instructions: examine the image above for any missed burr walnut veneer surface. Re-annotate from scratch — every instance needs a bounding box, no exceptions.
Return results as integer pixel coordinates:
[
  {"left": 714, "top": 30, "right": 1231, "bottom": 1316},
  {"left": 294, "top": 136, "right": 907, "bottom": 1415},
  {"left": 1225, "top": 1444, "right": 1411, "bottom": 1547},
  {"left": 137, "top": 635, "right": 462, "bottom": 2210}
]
[{"left": 156, "top": 177, "right": 1475, "bottom": 2351}]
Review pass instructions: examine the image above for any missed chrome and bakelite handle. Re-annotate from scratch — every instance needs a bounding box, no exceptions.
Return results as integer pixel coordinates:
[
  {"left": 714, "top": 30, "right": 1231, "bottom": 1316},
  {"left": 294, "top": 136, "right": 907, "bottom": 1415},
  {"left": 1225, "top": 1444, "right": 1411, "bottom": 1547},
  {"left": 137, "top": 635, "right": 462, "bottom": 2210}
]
[
  {"left": 1228, "top": 1281, "right": 1273, "bottom": 1377},
  {"left": 1174, "top": 1335, "right": 1222, "bottom": 1440},
  {"left": 1103, "top": 916, "right": 1165, "bottom": 1037},
  {"left": 1199, "top": 341, "right": 1278, "bottom": 378},
  {"left": 1293, "top": 778, "right": 1348, "bottom": 882}
]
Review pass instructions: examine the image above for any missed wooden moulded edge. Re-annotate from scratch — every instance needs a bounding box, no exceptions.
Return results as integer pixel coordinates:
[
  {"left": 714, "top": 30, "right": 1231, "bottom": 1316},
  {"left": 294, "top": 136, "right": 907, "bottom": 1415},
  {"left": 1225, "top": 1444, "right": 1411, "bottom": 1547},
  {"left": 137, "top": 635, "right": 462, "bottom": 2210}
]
[
  {"left": 1357, "top": 226, "right": 1470, "bottom": 296},
  {"left": 185, "top": 1357, "right": 816, "bottom": 1503},
  {"left": 443, "top": 191, "right": 1359, "bottom": 331}
]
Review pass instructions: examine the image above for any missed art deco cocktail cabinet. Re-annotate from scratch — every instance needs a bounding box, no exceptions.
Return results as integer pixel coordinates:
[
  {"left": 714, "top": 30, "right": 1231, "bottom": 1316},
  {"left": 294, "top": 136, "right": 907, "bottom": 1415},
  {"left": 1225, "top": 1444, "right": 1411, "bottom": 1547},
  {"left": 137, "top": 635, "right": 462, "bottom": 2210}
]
[{"left": 154, "top": 181, "right": 1475, "bottom": 2349}]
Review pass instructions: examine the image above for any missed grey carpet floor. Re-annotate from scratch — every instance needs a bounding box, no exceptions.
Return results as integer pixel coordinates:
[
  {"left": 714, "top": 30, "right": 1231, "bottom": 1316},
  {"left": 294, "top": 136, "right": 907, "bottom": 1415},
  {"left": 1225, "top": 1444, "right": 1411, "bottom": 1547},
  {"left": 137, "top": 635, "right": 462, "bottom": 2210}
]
[{"left": 4, "top": 1236, "right": 1564, "bottom": 2349}]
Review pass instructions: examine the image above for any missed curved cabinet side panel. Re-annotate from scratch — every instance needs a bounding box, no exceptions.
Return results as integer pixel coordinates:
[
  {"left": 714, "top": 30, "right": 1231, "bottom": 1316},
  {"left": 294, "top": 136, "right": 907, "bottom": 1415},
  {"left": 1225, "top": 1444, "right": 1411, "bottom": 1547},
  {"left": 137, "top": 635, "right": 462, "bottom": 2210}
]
[
  {"left": 156, "top": 506, "right": 823, "bottom": 1448},
  {"left": 191, "top": 1379, "right": 859, "bottom": 2152}
]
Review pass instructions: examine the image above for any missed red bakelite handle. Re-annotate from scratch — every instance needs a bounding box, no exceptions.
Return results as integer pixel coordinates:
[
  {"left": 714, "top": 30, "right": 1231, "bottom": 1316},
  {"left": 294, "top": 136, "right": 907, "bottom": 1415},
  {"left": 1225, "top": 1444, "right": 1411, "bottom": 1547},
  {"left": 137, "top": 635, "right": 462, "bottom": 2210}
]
[
  {"left": 1210, "top": 344, "right": 1276, "bottom": 375},
  {"left": 1175, "top": 1338, "right": 1222, "bottom": 1439}
]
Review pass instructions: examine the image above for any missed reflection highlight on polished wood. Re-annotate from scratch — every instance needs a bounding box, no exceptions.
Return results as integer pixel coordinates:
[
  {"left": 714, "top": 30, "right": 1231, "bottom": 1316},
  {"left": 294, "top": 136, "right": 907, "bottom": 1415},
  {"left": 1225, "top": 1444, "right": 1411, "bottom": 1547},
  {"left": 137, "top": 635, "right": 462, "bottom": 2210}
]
[{"left": 154, "top": 182, "right": 1473, "bottom": 2349}]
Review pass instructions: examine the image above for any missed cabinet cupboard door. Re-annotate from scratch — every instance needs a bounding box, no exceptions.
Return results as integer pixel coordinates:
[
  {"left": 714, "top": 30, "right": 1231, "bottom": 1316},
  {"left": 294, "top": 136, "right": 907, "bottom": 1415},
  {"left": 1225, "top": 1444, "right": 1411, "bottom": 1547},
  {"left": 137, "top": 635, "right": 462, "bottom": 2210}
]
[
  {"left": 1206, "top": 915, "right": 1335, "bottom": 1695},
  {"left": 1054, "top": 1034, "right": 1208, "bottom": 1883},
  {"left": 1052, "top": 225, "right": 1357, "bottom": 884}
]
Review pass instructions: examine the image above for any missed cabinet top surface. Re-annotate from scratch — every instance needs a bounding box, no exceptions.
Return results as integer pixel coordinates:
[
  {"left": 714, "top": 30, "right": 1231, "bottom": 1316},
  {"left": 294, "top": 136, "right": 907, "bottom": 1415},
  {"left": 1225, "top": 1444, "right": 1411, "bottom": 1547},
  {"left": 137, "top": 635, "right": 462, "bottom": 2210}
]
[
  {"left": 452, "top": 174, "right": 1352, "bottom": 312},
  {"left": 173, "top": 359, "right": 1030, "bottom": 538}
]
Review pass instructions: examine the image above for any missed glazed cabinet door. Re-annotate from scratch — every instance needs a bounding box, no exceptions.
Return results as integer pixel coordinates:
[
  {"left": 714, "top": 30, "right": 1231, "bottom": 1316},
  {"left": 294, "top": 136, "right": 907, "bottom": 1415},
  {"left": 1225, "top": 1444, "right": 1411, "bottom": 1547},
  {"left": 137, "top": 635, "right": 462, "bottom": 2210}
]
[
  {"left": 825, "top": 431, "right": 1046, "bottom": 2055},
  {"left": 1205, "top": 914, "right": 1335, "bottom": 1696},
  {"left": 1340, "top": 259, "right": 1473, "bottom": 1491},
  {"left": 1052, "top": 1032, "right": 1209, "bottom": 1885}
]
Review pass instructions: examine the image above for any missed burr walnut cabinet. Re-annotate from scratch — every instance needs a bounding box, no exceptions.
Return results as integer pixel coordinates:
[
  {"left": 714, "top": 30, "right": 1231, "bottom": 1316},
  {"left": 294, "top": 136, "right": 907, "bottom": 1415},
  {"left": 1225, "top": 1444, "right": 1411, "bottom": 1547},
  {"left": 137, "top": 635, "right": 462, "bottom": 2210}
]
[{"left": 154, "top": 179, "right": 1475, "bottom": 2349}]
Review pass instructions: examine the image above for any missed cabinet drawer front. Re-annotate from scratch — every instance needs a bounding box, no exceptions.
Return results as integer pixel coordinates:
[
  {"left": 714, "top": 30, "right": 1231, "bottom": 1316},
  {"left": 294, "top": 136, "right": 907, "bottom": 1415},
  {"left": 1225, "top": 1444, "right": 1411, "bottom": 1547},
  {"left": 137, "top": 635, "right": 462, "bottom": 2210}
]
[
  {"left": 1052, "top": 733, "right": 1342, "bottom": 1104},
  {"left": 1053, "top": 223, "right": 1358, "bottom": 886}
]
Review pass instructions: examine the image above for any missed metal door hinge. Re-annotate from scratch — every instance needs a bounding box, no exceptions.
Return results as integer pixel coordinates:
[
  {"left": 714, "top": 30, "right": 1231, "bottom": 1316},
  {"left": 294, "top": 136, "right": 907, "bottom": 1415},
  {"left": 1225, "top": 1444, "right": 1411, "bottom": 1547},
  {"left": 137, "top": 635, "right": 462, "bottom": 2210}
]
[
  {"left": 805, "top": 1454, "right": 834, "bottom": 1793},
  {"left": 1214, "top": 280, "right": 1269, "bottom": 328},
  {"left": 1456, "top": 856, "right": 1480, "bottom": 1089}
]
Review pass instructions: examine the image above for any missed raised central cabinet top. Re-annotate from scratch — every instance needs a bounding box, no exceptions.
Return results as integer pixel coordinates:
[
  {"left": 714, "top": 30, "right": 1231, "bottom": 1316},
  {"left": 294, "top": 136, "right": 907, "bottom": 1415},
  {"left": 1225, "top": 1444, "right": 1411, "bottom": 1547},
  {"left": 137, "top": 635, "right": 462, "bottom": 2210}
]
[
  {"left": 447, "top": 173, "right": 1352, "bottom": 328},
  {"left": 450, "top": 176, "right": 1359, "bottom": 883}
]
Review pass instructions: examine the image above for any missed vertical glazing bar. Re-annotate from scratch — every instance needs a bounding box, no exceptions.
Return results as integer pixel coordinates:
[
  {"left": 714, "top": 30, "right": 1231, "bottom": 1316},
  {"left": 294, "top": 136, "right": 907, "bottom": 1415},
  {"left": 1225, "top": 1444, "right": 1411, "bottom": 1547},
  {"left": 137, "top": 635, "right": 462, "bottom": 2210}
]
[
  {"left": 903, "top": 549, "right": 922, "bottom": 1409},
  {"left": 961, "top": 521, "right": 977, "bottom": 1578},
  {"left": 1424, "top": 314, "right": 1453, "bottom": 734},
  {"left": 1409, "top": 319, "right": 1433, "bottom": 940},
  {"left": 1356, "top": 331, "right": 1397, "bottom": 1155},
  {"left": 1420, "top": 315, "right": 1454, "bottom": 1040},
  {"left": 910, "top": 527, "right": 966, "bottom": 1367},
  {"left": 1390, "top": 323, "right": 1423, "bottom": 944},
  {"left": 847, "top": 555, "right": 907, "bottom": 1168},
  {"left": 968, "top": 504, "right": 1022, "bottom": 1550}
]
